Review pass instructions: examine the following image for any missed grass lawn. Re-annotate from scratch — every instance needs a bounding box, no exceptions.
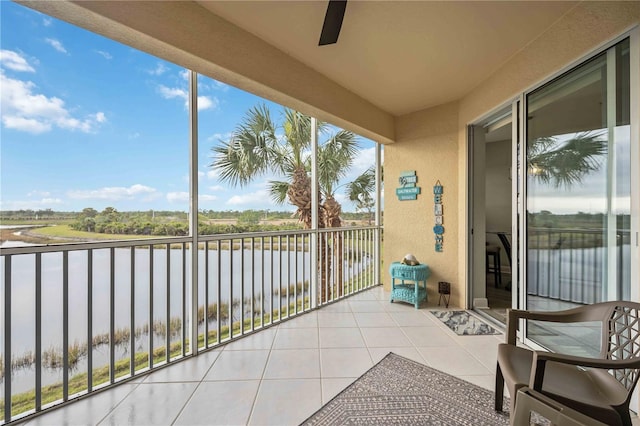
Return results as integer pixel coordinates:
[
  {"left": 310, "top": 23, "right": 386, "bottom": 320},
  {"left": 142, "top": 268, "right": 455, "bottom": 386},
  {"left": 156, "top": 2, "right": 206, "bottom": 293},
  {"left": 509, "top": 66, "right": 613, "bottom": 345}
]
[{"left": 30, "top": 225, "right": 157, "bottom": 241}]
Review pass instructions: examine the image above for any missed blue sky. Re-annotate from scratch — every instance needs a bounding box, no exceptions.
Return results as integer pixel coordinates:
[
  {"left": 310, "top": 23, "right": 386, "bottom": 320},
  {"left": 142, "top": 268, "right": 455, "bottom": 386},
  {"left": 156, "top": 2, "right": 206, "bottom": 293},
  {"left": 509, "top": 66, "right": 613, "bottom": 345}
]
[{"left": 0, "top": 1, "right": 377, "bottom": 213}]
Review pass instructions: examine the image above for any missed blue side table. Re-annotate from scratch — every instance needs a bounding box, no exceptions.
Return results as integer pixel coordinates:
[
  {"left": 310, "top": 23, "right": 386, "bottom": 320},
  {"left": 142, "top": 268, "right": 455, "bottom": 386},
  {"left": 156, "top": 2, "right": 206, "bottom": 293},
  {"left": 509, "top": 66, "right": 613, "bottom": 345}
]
[{"left": 389, "top": 262, "right": 430, "bottom": 309}]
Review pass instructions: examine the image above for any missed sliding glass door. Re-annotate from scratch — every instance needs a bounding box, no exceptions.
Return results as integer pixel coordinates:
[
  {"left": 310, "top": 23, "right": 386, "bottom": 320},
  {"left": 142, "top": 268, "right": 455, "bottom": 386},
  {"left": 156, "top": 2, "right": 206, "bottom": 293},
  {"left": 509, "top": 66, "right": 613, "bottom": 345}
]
[{"left": 524, "top": 38, "right": 632, "bottom": 355}]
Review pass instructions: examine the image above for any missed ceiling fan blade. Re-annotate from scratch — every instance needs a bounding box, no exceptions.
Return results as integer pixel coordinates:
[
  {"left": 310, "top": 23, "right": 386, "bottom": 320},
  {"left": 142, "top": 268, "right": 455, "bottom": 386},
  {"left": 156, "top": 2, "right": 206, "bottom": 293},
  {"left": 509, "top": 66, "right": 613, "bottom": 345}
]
[{"left": 319, "top": 0, "right": 347, "bottom": 46}]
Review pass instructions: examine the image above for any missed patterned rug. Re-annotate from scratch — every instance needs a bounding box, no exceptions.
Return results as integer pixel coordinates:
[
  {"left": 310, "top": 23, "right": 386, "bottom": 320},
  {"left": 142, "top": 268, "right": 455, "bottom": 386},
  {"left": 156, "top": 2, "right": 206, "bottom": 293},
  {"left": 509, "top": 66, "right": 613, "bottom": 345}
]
[
  {"left": 430, "top": 310, "right": 501, "bottom": 335},
  {"left": 301, "top": 352, "right": 510, "bottom": 425}
]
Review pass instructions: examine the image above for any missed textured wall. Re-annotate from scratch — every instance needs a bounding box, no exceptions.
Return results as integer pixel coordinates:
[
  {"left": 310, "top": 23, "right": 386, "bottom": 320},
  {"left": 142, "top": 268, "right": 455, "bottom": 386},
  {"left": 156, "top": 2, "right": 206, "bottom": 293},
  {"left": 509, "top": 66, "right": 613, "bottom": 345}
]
[
  {"left": 385, "top": 102, "right": 460, "bottom": 306},
  {"left": 389, "top": 2, "right": 640, "bottom": 308}
]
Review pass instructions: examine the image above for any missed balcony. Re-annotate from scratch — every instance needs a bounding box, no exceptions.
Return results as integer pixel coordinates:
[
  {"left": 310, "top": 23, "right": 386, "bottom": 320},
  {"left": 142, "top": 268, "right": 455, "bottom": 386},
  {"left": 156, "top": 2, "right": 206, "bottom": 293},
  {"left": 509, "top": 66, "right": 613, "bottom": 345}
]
[
  {"left": 1, "top": 226, "right": 378, "bottom": 423},
  {"left": 6, "top": 285, "right": 505, "bottom": 425}
]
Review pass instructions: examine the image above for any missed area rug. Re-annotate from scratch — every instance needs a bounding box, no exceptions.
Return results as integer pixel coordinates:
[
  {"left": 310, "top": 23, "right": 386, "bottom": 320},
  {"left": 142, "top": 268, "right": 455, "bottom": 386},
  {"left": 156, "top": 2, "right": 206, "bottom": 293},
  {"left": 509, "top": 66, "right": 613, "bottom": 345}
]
[
  {"left": 430, "top": 310, "right": 501, "bottom": 335},
  {"left": 301, "top": 352, "right": 510, "bottom": 425}
]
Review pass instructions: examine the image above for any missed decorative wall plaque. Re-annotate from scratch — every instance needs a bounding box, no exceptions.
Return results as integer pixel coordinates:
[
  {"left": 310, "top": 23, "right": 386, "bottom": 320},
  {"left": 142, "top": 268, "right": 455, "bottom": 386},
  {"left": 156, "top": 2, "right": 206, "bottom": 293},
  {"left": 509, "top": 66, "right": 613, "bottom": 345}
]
[
  {"left": 433, "top": 181, "right": 444, "bottom": 252},
  {"left": 396, "top": 170, "right": 421, "bottom": 201}
]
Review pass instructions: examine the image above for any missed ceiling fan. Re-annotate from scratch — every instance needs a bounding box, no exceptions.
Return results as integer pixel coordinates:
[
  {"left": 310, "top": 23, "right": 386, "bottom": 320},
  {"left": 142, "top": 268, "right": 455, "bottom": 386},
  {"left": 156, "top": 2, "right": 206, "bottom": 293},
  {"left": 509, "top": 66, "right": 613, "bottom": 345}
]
[{"left": 319, "top": 0, "right": 347, "bottom": 46}]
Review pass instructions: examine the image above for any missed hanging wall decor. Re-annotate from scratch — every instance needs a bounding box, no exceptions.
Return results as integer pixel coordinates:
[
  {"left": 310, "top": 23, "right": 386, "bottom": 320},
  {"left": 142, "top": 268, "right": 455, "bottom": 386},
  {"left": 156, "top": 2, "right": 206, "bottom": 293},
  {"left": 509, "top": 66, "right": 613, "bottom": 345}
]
[
  {"left": 396, "top": 170, "right": 421, "bottom": 201},
  {"left": 433, "top": 180, "right": 444, "bottom": 252}
]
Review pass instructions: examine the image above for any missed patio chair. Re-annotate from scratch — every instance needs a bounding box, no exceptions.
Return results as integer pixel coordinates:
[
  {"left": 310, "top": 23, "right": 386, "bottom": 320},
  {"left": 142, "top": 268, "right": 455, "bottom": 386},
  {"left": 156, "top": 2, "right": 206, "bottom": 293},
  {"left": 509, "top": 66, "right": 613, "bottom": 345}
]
[
  {"left": 495, "top": 301, "right": 640, "bottom": 426},
  {"left": 511, "top": 387, "right": 607, "bottom": 426}
]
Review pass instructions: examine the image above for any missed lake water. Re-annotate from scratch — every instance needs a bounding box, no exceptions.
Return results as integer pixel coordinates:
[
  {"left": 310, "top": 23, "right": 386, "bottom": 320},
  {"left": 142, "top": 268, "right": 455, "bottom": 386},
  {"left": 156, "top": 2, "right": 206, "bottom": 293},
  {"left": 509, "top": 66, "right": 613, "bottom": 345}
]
[{"left": 2, "top": 244, "right": 369, "bottom": 393}]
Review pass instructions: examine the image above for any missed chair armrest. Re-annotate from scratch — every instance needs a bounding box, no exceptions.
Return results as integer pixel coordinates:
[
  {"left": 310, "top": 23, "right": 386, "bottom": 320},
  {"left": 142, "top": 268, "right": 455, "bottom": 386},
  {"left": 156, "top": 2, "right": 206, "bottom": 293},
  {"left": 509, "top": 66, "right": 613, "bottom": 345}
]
[
  {"left": 529, "top": 351, "right": 640, "bottom": 391},
  {"left": 505, "top": 306, "right": 607, "bottom": 345}
]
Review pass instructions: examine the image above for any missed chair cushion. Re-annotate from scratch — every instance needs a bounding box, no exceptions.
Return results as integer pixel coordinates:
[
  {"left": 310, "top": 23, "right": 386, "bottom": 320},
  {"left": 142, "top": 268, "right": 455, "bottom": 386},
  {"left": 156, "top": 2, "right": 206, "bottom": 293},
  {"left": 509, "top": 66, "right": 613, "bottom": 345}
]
[{"left": 498, "top": 343, "right": 628, "bottom": 425}]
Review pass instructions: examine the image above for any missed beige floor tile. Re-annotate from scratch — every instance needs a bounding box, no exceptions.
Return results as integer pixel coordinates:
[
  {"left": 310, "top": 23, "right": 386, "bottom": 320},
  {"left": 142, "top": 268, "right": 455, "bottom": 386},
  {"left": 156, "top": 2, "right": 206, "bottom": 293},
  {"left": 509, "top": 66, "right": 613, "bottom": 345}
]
[
  {"left": 353, "top": 312, "right": 395, "bottom": 327},
  {"left": 319, "top": 327, "right": 366, "bottom": 348},
  {"left": 360, "top": 326, "right": 413, "bottom": 347},
  {"left": 401, "top": 326, "right": 458, "bottom": 347},
  {"left": 204, "top": 349, "right": 269, "bottom": 381},
  {"left": 320, "top": 348, "right": 373, "bottom": 378},
  {"left": 263, "top": 349, "right": 320, "bottom": 379},
  {"left": 173, "top": 381, "right": 260, "bottom": 425},
  {"left": 317, "top": 311, "right": 357, "bottom": 328},
  {"left": 99, "top": 382, "right": 197, "bottom": 425},
  {"left": 417, "top": 346, "right": 493, "bottom": 376},
  {"left": 321, "top": 378, "right": 355, "bottom": 404},
  {"left": 272, "top": 327, "right": 319, "bottom": 349},
  {"left": 249, "top": 379, "right": 321, "bottom": 426}
]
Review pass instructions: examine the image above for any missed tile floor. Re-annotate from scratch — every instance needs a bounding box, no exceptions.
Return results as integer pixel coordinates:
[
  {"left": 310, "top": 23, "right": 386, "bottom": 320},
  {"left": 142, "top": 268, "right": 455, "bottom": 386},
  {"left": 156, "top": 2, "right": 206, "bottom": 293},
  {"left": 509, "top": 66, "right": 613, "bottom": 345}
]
[{"left": 15, "top": 286, "right": 638, "bottom": 425}]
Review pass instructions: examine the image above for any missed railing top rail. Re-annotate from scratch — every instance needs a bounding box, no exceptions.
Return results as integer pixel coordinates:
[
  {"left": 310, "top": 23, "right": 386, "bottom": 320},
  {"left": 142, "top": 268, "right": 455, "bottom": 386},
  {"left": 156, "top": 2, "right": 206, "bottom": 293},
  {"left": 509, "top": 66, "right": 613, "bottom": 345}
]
[
  {"left": 528, "top": 227, "right": 631, "bottom": 235},
  {"left": 0, "top": 236, "right": 192, "bottom": 255},
  {"left": 197, "top": 225, "right": 380, "bottom": 241},
  {"left": 1, "top": 225, "right": 383, "bottom": 256}
]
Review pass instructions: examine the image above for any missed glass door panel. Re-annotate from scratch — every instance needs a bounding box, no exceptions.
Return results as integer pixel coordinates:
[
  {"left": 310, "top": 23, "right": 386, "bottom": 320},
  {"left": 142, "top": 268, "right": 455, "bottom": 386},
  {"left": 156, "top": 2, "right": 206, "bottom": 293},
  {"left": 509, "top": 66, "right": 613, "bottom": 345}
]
[{"left": 525, "top": 38, "right": 631, "bottom": 354}]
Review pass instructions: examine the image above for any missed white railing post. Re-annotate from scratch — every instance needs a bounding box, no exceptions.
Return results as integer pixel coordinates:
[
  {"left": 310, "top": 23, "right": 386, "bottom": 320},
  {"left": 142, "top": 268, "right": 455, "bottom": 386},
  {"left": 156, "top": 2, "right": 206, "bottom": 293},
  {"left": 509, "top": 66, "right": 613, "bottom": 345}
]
[
  {"left": 188, "top": 70, "right": 199, "bottom": 355},
  {"left": 310, "top": 117, "right": 318, "bottom": 308},
  {"left": 375, "top": 143, "right": 382, "bottom": 285}
]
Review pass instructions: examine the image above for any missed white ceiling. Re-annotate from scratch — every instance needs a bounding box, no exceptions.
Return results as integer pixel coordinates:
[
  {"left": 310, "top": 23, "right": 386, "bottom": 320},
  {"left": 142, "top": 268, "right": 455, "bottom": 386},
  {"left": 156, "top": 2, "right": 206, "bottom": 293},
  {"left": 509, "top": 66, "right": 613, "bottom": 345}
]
[{"left": 197, "top": 1, "right": 579, "bottom": 116}]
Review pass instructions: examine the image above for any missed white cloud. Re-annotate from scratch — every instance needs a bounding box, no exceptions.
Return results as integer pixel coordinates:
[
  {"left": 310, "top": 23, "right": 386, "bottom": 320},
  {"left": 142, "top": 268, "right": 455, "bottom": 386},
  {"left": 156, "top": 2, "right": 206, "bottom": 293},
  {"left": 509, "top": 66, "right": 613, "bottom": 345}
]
[
  {"left": 157, "top": 85, "right": 217, "bottom": 111},
  {"left": 1, "top": 197, "right": 63, "bottom": 210},
  {"left": 42, "top": 17, "right": 53, "bottom": 27},
  {"left": 128, "top": 132, "right": 140, "bottom": 140},
  {"left": 166, "top": 192, "right": 217, "bottom": 204},
  {"left": 68, "top": 184, "right": 160, "bottom": 202},
  {"left": 207, "top": 169, "right": 219, "bottom": 180},
  {"left": 227, "top": 189, "right": 270, "bottom": 206},
  {"left": 158, "top": 85, "right": 187, "bottom": 100},
  {"left": 197, "top": 96, "right": 217, "bottom": 111},
  {"left": 167, "top": 191, "right": 189, "bottom": 203},
  {"left": 41, "top": 198, "right": 63, "bottom": 204},
  {"left": 351, "top": 147, "right": 376, "bottom": 174},
  {"left": 2, "top": 116, "right": 51, "bottom": 133},
  {"left": 95, "top": 50, "right": 113, "bottom": 60},
  {"left": 199, "top": 194, "right": 217, "bottom": 202},
  {"left": 209, "top": 185, "right": 225, "bottom": 192},
  {"left": 1, "top": 73, "right": 107, "bottom": 134},
  {"left": 179, "top": 69, "right": 189, "bottom": 80},
  {"left": 333, "top": 193, "right": 348, "bottom": 205},
  {"left": 0, "top": 50, "right": 35, "bottom": 72},
  {"left": 27, "top": 190, "right": 51, "bottom": 197},
  {"left": 45, "top": 38, "right": 68, "bottom": 54},
  {"left": 148, "top": 62, "right": 168, "bottom": 76},
  {"left": 207, "top": 132, "right": 232, "bottom": 143}
]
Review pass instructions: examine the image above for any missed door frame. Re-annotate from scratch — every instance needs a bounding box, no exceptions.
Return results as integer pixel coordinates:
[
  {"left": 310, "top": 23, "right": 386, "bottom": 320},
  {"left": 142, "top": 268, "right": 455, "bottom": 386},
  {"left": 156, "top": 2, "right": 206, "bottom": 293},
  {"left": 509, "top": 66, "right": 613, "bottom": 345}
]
[{"left": 466, "top": 103, "right": 516, "bottom": 312}]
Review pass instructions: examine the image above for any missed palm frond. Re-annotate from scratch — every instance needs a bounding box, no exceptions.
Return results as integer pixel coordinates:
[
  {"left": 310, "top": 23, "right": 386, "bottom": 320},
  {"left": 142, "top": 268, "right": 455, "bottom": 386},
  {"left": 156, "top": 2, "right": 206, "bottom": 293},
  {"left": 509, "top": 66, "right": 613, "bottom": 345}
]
[
  {"left": 317, "top": 130, "right": 359, "bottom": 194},
  {"left": 268, "top": 180, "right": 290, "bottom": 205},
  {"left": 283, "top": 108, "right": 311, "bottom": 166},
  {"left": 210, "top": 104, "right": 278, "bottom": 187},
  {"left": 528, "top": 131, "right": 607, "bottom": 188},
  {"left": 346, "top": 167, "right": 375, "bottom": 203}
]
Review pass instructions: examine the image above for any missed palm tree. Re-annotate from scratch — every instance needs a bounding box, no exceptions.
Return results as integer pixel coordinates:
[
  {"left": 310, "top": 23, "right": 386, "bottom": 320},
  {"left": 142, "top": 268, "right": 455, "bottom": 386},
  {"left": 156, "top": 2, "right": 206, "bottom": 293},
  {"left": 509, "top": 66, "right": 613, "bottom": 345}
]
[
  {"left": 346, "top": 166, "right": 376, "bottom": 225},
  {"left": 211, "top": 104, "right": 360, "bottom": 301},
  {"left": 528, "top": 131, "right": 607, "bottom": 187}
]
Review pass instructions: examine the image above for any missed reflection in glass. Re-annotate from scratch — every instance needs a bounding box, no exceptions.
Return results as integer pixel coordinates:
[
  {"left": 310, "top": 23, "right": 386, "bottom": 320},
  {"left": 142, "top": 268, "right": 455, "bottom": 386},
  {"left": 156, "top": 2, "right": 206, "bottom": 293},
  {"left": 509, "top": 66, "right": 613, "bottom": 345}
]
[{"left": 525, "top": 38, "right": 630, "bottom": 353}]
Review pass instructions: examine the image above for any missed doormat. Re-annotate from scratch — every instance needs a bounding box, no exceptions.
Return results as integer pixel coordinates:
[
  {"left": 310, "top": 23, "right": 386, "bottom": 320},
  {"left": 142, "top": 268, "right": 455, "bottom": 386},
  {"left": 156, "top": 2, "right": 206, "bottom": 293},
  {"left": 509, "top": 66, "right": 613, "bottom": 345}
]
[{"left": 430, "top": 310, "right": 501, "bottom": 335}]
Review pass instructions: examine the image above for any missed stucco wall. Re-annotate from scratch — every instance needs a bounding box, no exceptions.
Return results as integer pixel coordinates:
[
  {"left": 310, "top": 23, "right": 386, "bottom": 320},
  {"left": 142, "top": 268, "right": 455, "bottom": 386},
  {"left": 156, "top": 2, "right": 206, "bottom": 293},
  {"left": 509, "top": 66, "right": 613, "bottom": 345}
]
[
  {"left": 385, "top": 1, "right": 639, "bottom": 308},
  {"left": 384, "top": 102, "right": 460, "bottom": 306}
]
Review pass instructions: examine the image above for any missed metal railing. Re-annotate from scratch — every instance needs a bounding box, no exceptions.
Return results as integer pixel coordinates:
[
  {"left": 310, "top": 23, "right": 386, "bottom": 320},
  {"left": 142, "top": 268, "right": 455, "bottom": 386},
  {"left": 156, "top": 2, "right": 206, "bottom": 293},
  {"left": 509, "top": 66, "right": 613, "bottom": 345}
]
[
  {"left": 527, "top": 228, "right": 631, "bottom": 304},
  {"left": 1, "top": 226, "right": 380, "bottom": 424}
]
